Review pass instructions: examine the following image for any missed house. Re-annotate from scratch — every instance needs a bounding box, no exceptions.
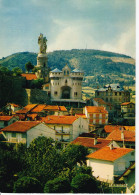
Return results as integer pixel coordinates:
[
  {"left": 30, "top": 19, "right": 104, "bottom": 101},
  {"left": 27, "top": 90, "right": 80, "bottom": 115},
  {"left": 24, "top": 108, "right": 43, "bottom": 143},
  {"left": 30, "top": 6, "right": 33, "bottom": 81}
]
[
  {"left": 69, "top": 107, "right": 83, "bottom": 115},
  {"left": 101, "top": 125, "right": 124, "bottom": 138},
  {"left": 84, "top": 106, "right": 108, "bottom": 126},
  {"left": 6, "top": 103, "right": 22, "bottom": 114},
  {"left": 118, "top": 162, "right": 135, "bottom": 193},
  {"left": 30, "top": 104, "right": 47, "bottom": 117},
  {"left": 121, "top": 102, "right": 135, "bottom": 125},
  {"left": 87, "top": 145, "right": 135, "bottom": 184},
  {"left": 1, "top": 121, "right": 55, "bottom": 147},
  {"left": 41, "top": 115, "right": 89, "bottom": 145},
  {"left": 93, "top": 98, "right": 114, "bottom": 121},
  {"left": 71, "top": 136, "right": 117, "bottom": 153},
  {"left": 0, "top": 116, "right": 18, "bottom": 129},
  {"left": 21, "top": 73, "right": 37, "bottom": 88},
  {"left": 43, "top": 105, "right": 68, "bottom": 116},
  {"left": 95, "top": 84, "right": 130, "bottom": 106},
  {"left": 106, "top": 128, "right": 135, "bottom": 149},
  {"left": 15, "top": 104, "right": 38, "bottom": 120}
]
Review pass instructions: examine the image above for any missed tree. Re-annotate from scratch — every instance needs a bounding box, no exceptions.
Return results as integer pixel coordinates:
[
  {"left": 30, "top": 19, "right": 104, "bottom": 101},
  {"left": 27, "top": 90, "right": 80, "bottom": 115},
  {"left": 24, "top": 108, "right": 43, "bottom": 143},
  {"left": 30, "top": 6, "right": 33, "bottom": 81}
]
[
  {"left": 0, "top": 142, "right": 25, "bottom": 192},
  {"left": 12, "top": 67, "right": 22, "bottom": 76},
  {"left": 25, "top": 137, "right": 64, "bottom": 185},
  {"left": 71, "top": 173, "right": 100, "bottom": 193},
  {"left": 13, "top": 176, "right": 42, "bottom": 193},
  {"left": 62, "top": 144, "right": 89, "bottom": 169},
  {"left": 31, "top": 78, "right": 44, "bottom": 89},
  {"left": 44, "top": 177, "right": 71, "bottom": 193},
  {"left": 25, "top": 61, "right": 34, "bottom": 73}
]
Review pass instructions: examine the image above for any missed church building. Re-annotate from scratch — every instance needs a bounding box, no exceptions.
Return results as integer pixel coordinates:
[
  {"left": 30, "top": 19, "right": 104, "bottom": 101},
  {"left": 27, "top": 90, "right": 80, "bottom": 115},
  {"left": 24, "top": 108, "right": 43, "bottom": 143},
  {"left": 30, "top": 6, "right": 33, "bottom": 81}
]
[{"left": 49, "top": 65, "right": 86, "bottom": 107}]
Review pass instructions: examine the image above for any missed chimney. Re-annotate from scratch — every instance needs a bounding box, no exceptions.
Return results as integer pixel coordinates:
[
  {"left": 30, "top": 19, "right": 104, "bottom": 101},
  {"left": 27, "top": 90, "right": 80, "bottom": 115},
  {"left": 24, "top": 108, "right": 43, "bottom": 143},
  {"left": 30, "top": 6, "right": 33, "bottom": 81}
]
[
  {"left": 110, "top": 143, "right": 113, "bottom": 150},
  {"left": 121, "top": 130, "right": 124, "bottom": 140},
  {"left": 94, "top": 137, "right": 97, "bottom": 145}
]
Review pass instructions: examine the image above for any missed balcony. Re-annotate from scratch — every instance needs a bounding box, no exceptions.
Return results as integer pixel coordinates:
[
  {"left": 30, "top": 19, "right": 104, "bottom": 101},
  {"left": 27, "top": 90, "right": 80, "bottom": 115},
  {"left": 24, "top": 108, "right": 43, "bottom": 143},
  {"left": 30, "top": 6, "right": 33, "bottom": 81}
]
[
  {"left": 8, "top": 138, "right": 26, "bottom": 144},
  {"left": 56, "top": 131, "right": 70, "bottom": 135}
]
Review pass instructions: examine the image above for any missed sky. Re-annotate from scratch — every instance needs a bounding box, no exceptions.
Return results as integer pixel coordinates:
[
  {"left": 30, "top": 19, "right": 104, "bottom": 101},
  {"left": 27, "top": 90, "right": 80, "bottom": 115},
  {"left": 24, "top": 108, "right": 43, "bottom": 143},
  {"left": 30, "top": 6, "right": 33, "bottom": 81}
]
[{"left": 0, "top": 0, "right": 135, "bottom": 58}]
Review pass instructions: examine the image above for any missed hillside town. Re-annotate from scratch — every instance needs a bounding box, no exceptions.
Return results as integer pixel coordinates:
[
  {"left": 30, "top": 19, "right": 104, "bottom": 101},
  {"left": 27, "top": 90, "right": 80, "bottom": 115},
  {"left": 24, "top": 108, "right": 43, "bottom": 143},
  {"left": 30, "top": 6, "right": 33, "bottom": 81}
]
[{"left": 0, "top": 34, "right": 135, "bottom": 193}]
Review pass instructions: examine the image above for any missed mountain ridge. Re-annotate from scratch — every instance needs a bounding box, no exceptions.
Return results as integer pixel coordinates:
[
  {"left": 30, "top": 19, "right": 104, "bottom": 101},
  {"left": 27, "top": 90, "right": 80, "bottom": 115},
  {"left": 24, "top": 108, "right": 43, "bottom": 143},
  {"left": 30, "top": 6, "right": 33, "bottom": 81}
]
[{"left": 0, "top": 49, "right": 135, "bottom": 88}]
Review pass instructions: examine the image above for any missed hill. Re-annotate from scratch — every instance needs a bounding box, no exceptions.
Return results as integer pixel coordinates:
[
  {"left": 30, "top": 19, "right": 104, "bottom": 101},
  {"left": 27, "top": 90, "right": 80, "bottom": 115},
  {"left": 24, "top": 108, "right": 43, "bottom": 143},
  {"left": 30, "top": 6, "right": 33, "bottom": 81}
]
[{"left": 0, "top": 49, "right": 135, "bottom": 88}]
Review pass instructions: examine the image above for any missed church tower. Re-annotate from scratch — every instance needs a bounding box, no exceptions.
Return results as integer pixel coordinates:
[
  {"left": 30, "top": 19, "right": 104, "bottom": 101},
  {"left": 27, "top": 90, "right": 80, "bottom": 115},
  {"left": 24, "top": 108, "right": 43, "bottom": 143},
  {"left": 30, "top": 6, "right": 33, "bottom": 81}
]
[{"left": 35, "top": 33, "right": 49, "bottom": 82}]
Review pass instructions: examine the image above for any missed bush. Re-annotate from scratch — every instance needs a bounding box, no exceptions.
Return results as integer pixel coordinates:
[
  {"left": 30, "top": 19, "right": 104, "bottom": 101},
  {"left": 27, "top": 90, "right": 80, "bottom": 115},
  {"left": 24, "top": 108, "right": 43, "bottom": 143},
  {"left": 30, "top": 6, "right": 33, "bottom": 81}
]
[
  {"left": 71, "top": 173, "right": 100, "bottom": 193},
  {"left": 44, "top": 177, "right": 71, "bottom": 193},
  {"left": 13, "top": 176, "right": 42, "bottom": 193}
]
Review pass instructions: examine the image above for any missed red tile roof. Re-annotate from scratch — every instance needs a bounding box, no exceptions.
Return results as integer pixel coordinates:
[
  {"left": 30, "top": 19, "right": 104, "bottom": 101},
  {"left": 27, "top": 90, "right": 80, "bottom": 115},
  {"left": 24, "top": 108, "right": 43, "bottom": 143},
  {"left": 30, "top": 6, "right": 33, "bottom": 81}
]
[
  {"left": 44, "top": 105, "right": 59, "bottom": 111},
  {"left": 2, "top": 121, "right": 41, "bottom": 132},
  {"left": 42, "top": 115, "right": 78, "bottom": 124},
  {"left": 27, "top": 114, "right": 38, "bottom": 120},
  {"left": 8, "top": 103, "right": 21, "bottom": 108},
  {"left": 21, "top": 73, "right": 37, "bottom": 80},
  {"left": 71, "top": 137, "right": 111, "bottom": 149},
  {"left": 59, "top": 106, "right": 67, "bottom": 112},
  {"left": 31, "top": 104, "right": 46, "bottom": 113},
  {"left": 93, "top": 98, "right": 107, "bottom": 105},
  {"left": 104, "top": 125, "right": 123, "bottom": 133},
  {"left": 121, "top": 102, "right": 135, "bottom": 106},
  {"left": 85, "top": 106, "right": 108, "bottom": 114},
  {"left": 106, "top": 129, "right": 135, "bottom": 142},
  {"left": 75, "top": 114, "right": 87, "bottom": 119},
  {"left": 124, "top": 126, "right": 135, "bottom": 131},
  {"left": 16, "top": 104, "right": 37, "bottom": 114},
  {"left": 0, "top": 116, "right": 14, "bottom": 121},
  {"left": 87, "top": 146, "right": 134, "bottom": 162}
]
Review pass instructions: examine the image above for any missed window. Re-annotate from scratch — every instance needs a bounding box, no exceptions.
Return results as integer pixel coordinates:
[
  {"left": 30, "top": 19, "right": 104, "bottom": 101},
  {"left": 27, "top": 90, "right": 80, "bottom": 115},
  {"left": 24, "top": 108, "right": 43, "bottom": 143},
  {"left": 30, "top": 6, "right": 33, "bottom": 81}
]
[
  {"left": 54, "top": 91, "right": 58, "bottom": 95},
  {"left": 12, "top": 132, "right": 16, "bottom": 137},
  {"left": 74, "top": 92, "right": 77, "bottom": 96},
  {"left": 22, "top": 133, "right": 26, "bottom": 138},
  {"left": 4, "top": 121, "right": 8, "bottom": 126},
  {"left": 119, "top": 92, "right": 121, "bottom": 96},
  {"left": 65, "top": 79, "right": 67, "bottom": 84},
  {"left": 97, "top": 92, "right": 99, "bottom": 96},
  {"left": 115, "top": 92, "right": 117, "bottom": 96},
  {"left": 67, "top": 70, "right": 69, "bottom": 75},
  {"left": 64, "top": 70, "right": 66, "bottom": 75}
]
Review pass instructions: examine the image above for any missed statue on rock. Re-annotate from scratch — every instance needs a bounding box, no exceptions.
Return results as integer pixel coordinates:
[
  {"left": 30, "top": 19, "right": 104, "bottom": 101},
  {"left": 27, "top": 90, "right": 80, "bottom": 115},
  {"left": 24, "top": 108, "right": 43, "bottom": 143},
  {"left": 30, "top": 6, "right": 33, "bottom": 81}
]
[{"left": 38, "top": 33, "right": 47, "bottom": 54}]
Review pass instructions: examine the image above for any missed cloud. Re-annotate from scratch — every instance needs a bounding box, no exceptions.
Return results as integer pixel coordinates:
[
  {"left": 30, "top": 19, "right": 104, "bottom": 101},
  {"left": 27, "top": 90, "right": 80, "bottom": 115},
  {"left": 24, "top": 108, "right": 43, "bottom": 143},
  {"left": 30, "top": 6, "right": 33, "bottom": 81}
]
[{"left": 101, "top": 25, "right": 135, "bottom": 57}]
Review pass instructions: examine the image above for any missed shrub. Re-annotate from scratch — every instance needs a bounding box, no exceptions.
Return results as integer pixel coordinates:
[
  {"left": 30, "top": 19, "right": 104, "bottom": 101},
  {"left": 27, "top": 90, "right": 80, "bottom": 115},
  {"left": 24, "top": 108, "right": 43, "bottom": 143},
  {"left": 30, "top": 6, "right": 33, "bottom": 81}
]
[
  {"left": 44, "top": 177, "right": 71, "bottom": 193},
  {"left": 71, "top": 173, "right": 99, "bottom": 193},
  {"left": 13, "top": 176, "right": 42, "bottom": 193}
]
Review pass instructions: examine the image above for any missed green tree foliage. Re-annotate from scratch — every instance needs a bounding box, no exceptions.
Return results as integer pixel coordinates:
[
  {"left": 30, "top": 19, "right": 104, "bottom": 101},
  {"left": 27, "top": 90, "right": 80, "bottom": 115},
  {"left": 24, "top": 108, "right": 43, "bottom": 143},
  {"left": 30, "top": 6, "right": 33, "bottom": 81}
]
[
  {"left": 12, "top": 67, "right": 22, "bottom": 76},
  {"left": 25, "top": 137, "right": 64, "bottom": 185},
  {"left": 71, "top": 173, "right": 100, "bottom": 193},
  {"left": 44, "top": 176, "right": 71, "bottom": 193},
  {"left": 0, "top": 143, "right": 25, "bottom": 192},
  {"left": 25, "top": 61, "right": 34, "bottom": 73},
  {"left": 13, "top": 176, "right": 42, "bottom": 193},
  {"left": 31, "top": 78, "right": 44, "bottom": 89},
  {"left": 62, "top": 144, "right": 89, "bottom": 169},
  {"left": 0, "top": 50, "right": 135, "bottom": 87}
]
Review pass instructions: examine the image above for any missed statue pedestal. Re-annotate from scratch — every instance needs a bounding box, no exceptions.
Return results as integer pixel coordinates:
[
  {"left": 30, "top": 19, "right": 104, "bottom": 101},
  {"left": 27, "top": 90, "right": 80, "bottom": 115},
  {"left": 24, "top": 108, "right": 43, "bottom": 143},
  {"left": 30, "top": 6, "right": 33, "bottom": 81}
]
[{"left": 37, "top": 53, "right": 47, "bottom": 68}]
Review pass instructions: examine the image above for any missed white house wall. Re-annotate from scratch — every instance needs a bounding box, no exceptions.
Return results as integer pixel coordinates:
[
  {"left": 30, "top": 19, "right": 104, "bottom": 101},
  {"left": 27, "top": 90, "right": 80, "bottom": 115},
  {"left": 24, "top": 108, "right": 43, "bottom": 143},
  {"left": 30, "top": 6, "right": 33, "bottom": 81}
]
[
  {"left": 114, "top": 151, "right": 135, "bottom": 176},
  {"left": 27, "top": 123, "right": 55, "bottom": 147},
  {"left": 87, "top": 159, "right": 114, "bottom": 183}
]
